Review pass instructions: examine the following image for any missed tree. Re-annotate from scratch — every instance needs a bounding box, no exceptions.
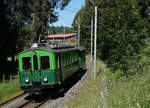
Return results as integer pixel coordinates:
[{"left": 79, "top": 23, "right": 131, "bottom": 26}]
[
  {"left": 0, "top": 0, "right": 71, "bottom": 65},
  {"left": 17, "top": 0, "right": 71, "bottom": 49},
  {"left": 73, "top": 0, "right": 149, "bottom": 73}
]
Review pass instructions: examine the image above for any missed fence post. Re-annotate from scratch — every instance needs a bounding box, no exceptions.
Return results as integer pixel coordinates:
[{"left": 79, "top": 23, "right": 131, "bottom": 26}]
[
  {"left": 3, "top": 74, "right": 5, "bottom": 85},
  {"left": 10, "top": 75, "right": 12, "bottom": 83}
]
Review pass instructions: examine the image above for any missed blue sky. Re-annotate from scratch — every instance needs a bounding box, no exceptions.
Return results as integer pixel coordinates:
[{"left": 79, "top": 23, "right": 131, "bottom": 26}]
[{"left": 52, "top": 0, "right": 85, "bottom": 27}]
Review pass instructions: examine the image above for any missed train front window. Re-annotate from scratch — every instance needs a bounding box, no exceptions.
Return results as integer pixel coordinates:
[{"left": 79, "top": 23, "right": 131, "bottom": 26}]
[
  {"left": 40, "top": 56, "right": 50, "bottom": 70},
  {"left": 33, "top": 55, "right": 38, "bottom": 70},
  {"left": 22, "top": 57, "right": 32, "bottom": 71}
]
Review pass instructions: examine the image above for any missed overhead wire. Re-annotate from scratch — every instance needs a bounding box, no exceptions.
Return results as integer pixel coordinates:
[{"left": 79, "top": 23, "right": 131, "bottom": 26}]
[
  {"left": 27, "top": 13, "right": 51, "bottom": 39},
  {"left": 26, "top": 1, "right": 81, "bottom": 42},
  {"left": 37, "top": 14, "right": 50, "bottom": 26},
  {"left": 50, "top": 2, "right": 87, "bottom": 28},
  {"left": 63, "top": 8, "right": 77, "bottom": 13},
  {"left": 66, "top": 6, "right": 80, "bottom": 10},
  {"left": 60, "top": 17, "right": 73, "bottom": 23}
]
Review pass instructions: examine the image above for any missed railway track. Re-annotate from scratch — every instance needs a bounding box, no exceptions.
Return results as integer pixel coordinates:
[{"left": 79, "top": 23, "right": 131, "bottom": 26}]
[
  {"left": 0, "top": 92, "right": 26, "bottom": 108},
  {"left": 18, "top": 97, "right": 50, "bottom": 108},
  {"left": 1, "top": 93, "right": 51, "bottom": 108}
]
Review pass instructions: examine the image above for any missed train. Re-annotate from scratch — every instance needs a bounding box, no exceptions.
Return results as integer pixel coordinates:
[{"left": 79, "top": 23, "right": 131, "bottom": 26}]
[{"left": 17, "top": 44, "right": 86, "bottom": 94}]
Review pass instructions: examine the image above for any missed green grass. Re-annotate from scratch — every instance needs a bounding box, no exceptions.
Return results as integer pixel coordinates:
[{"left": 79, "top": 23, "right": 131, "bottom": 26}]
[
  {"left": 107, "top": 71, "right": 150, "bottom": 108},
  {"left": 64, "top": 58, "right": 150, "bottom": 108},
  {"left": 0, "top": 75, "right": 23, "bottom": 104},
  {"left": 64, "top": 60, "right": 105, "bottom": 108}
]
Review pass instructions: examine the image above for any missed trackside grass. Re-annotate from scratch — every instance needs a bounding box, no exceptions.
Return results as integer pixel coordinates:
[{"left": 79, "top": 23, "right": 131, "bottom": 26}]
[
  {"left": 0, "top": 75, "right": 23, "bottom": 104},
  {"left": 64, "top": 59, "right": 150, "bottom": 108},
  {"left": 107, "top": 71, "right": 150, "bottom": 108},
  {"left": 64, "top": 60, "right": 106, "bottom": 108}
]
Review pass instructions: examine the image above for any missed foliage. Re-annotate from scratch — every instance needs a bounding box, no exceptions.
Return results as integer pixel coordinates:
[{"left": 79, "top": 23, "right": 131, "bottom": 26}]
[
  {"left": 0, "top": 0, "right": 71, "bottom": 65},
  {"left": 106, "top": 39, "right": 150, "bottom": 107},
  {"left": 107, "top": 69, "right": 150, "bottom": 108},
  {"left": 48, "top": 26, "right": 74, "bottom": 34},
  {"left": 73, "top": 0, "right": 149, "bottom": 73}
]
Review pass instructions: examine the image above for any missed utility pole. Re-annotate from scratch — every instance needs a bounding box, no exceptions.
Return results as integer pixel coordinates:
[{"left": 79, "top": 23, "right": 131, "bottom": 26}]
[
  {"left": 94, "top": 6, "right": 97, "bottom": 80},
  {"left": 91, "top": 18, "right": 93, "bottom": 61},
  {"left": 78, "top": 17, "right": 80, "bottom": 46},
  {"left": 64, "top": 27, "right": 66, "bottom": 34},
  {"left": 64, "top": 27, "right": 66, "bottom": 42}
]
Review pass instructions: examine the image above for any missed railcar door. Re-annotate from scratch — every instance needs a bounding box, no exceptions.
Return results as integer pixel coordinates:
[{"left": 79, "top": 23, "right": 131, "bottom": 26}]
[{"left": 32, "top": 54, "right": 41, "bottom": 82}]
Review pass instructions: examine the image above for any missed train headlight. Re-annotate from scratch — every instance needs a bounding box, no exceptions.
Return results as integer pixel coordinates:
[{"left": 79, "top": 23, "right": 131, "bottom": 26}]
[
  {"left": 44, "top": 77, "right": 48, "bottom": 82},
  {"left": 25, "top": 78, "right": 30, "bottom": 83}
]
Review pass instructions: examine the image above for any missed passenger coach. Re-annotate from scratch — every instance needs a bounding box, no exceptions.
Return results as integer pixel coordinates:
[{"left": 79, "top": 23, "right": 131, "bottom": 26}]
[{"left": 18, "top": 45, "right": 86, "bottom": 94}]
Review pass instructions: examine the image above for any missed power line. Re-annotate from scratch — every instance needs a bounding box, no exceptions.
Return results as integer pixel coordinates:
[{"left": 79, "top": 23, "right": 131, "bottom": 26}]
[
  {"left": 27, "top": 13, "right": 51, "bottom": 40},
  {"left": 61, "top": 10, "right": 76, "bottom": 15},
  {"left": 59, "top": 13, "right": 75, "bottom": 18},
  {"left": 64, "top": 8, "right": 77, "bottom": 13},
  {"left": 66, "top": 6, "right": 80, "bottom": 10},
  {"left": 60, "top": 17, "right": 73, "bottom": 23},
  {"left": 38, "top": 14, "right": 50, "bottom": 26}
]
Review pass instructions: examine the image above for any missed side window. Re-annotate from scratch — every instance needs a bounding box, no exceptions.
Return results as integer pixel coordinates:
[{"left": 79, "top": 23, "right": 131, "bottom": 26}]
[
  {"left": 55, "top": 55, "right": 57, "bottom": 68},
  {"left": 74, "top": 53, "right": 75, "bottom": 61},
  {"left": 22, "top": 57, "right": 32, "bottom": 71},
  {"left": 61, "top": 54, "right": 63, "bottom": 66},
  {"left": 63, "top": 54, "right": 65, "bottom": 66},
  {"left": 55, "top": 55, "right": 59, "bottom": 68},
  {"left": 64, "top": 54, "right": 66, "bottom": 66},
  {"left": 76, "top": 52, "right": 78, "bottom": 61},
  {"left": 66, "top": 54, "right": 67, "bottom": 65},
  {"left": 40, "top": 56, "right": 50, "bottom": 70},
  {"left": 68, "top": 54, "right": 70, "bottom": 64},
  {"left": 70, "top": 53, "right": 71, "bottom": 63},
  {"left": 69, "top": 53, "right": 71, "bottom": 64},
  {"left": 67, "top": 53, "right": 69, "bottom": 65},
  {"left": 71, "top": 53, "right": 73, "bottom": 63}
]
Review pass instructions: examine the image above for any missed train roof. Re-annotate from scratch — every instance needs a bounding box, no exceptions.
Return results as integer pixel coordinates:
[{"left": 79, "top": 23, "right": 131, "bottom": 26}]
[{"left": 18, "top": 45, "right": 85, "bottom": 55}]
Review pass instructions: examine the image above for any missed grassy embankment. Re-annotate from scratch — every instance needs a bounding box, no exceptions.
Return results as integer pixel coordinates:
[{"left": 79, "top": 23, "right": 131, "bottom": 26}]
[
  {"left": 64, "top": 58, "right": 150, "bottom": 108},
  {"left": 0, "top": 56, "right": 23, "bottom": 104},
  {"left": 64, "top": 58, "right": 104, "bottom": 108},
  {"left": 0, "top": 75, "right": 23, "bottom": 104}
]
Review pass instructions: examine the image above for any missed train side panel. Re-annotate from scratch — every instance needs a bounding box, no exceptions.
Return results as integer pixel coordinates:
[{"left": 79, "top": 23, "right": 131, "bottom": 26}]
[
  {"left": 59, "top": 50, "right": 79, "bottom": 81},
  {"left": 79, "top": 50, "right": 86, "bottom": 69}
]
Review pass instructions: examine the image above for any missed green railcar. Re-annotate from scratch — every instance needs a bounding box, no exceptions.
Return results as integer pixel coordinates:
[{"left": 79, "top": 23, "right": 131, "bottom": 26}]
[{"left": 18, "top": 46, "right": 86, "bottom": 94}]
